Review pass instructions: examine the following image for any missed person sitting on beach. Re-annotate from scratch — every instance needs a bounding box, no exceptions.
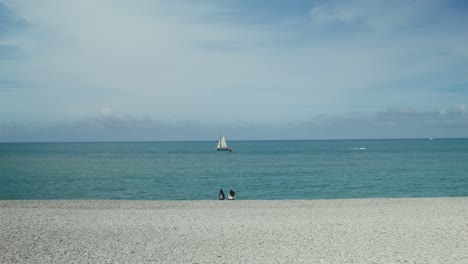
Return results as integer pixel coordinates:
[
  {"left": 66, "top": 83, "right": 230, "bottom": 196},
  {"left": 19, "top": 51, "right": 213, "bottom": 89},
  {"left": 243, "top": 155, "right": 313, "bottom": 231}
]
[
  {"left": 228, "top": 190, "right": 235, "bottom": 200},
  {"left": 219, "top": 189, "right": 225, "bottom": 200}
]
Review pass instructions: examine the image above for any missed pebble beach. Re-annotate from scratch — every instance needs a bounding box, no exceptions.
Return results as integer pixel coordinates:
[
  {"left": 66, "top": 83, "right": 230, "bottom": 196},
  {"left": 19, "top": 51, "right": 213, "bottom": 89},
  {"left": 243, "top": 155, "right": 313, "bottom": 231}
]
[{"left": 1, "top": 198, "right": 467, "bottom": 263}]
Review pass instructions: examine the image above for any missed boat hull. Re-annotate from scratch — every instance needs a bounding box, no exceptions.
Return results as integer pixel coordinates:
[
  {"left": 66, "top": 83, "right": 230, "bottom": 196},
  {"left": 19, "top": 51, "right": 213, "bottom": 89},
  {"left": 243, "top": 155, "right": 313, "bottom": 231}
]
[{"left": 217, "top": 148, "right": 232, "bottom": 152}]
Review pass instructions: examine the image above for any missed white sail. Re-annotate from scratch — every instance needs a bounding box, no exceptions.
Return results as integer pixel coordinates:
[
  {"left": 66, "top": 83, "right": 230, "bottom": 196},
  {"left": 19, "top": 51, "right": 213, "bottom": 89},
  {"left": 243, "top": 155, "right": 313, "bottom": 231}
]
[
  {"left": 216, "top": 136, "right": 231, "bottom": 150},
  {"left": 220, "top": 136, "right": 228, "bottom": 148}
]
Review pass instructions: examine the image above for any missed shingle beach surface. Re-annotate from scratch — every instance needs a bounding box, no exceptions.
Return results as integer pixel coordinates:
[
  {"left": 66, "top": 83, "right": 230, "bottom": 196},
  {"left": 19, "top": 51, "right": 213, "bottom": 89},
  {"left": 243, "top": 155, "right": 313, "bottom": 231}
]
[{"left": 1, "top": 198, "right": 467, "bottom": 263}]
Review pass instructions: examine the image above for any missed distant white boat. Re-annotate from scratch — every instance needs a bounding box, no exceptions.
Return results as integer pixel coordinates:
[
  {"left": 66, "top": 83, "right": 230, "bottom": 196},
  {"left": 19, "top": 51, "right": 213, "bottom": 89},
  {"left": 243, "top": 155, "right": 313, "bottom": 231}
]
[{"left": 216, "top": 136, "right": 232, "bottom": 151}]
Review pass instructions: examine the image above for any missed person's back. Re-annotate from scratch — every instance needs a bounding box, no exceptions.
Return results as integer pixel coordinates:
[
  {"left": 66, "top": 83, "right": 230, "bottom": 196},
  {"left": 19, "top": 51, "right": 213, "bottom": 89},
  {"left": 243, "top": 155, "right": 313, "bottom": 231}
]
[{"left": 228, "top": 190, "right": 235, "bottom": 200}]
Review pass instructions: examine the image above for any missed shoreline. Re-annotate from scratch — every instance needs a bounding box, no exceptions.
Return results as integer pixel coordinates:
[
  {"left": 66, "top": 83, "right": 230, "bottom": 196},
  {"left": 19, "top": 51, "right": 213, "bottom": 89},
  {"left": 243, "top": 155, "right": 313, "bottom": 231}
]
[{"left": 1, "top": 197, "right": 467, "bottom": 263}]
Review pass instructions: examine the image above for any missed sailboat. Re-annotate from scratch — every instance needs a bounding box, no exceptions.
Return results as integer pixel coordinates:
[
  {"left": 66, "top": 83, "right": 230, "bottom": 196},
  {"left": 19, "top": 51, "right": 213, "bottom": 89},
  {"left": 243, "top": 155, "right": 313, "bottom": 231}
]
[{"left": 216, "top": 136, "right": 232, "bottom": 151}]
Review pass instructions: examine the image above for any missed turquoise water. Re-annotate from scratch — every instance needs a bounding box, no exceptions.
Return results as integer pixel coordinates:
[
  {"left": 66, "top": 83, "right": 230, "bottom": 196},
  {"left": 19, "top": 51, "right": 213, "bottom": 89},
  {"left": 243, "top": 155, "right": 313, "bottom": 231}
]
[{"left": 1, "top": 139, "right": 467, "bottom": 200}]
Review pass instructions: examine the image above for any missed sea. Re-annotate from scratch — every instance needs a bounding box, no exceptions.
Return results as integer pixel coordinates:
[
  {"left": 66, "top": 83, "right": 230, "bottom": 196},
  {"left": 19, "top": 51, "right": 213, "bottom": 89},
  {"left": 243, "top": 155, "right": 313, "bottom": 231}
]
[{"left": 1, "top": 139, "right": 467, "bottom": 200}]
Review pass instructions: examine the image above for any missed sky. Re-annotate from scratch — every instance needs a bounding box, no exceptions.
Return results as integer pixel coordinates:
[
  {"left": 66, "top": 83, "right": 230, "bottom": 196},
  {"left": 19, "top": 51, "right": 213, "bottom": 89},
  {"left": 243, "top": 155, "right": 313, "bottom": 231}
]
[{"left": 0, "top": 0, "right": 467, "bottom": 141}]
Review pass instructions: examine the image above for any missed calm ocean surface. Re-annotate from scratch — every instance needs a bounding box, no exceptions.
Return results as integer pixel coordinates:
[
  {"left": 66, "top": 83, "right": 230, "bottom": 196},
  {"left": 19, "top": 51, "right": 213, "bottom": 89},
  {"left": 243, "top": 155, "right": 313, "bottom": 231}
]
[{"left": 1, "top": 139, "right": 467, "bottom": 200}]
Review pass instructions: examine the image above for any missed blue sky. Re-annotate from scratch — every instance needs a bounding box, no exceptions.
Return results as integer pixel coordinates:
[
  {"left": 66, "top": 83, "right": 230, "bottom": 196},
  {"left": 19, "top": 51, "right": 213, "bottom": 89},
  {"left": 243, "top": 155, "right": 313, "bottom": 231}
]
[{"left": 1, "top": 0, "right": 467, "bottom": 141}]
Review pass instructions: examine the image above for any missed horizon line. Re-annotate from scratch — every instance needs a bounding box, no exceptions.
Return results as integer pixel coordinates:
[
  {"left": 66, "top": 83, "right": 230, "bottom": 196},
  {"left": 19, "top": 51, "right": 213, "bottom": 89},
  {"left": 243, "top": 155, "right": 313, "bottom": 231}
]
[{"left": 1, "top": 137, "right": 467, "bottom": 144}]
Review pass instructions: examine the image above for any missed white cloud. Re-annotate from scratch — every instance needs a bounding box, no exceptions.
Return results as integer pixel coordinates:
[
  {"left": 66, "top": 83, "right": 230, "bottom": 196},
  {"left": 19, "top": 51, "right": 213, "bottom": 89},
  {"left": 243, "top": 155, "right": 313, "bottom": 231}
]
[
  {"left": 100, "top": 106, "right": 113, "bottom": 116},
  {"left": 308, "top": 0, "right": 440, "bottom": 32}
]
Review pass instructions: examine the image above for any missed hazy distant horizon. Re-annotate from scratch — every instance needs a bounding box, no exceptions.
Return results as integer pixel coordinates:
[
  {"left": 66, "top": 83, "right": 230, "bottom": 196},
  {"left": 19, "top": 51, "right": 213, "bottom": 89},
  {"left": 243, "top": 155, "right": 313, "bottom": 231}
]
[{"left": 1, "top": 137, "right": 467, "bottom": 144}]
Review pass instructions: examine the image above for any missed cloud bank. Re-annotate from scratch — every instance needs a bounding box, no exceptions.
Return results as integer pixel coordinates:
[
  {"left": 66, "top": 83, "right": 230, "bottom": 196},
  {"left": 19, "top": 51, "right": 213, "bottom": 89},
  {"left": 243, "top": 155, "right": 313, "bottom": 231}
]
[{"left": 1, "top": 105, "right": 467, "bottom": 141}]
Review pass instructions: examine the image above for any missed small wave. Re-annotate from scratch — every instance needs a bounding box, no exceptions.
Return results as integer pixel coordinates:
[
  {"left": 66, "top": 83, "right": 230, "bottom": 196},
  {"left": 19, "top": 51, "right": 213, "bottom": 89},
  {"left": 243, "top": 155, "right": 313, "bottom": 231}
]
[{"left": 349, "top": 147, "right": 366, "bottom": 150}]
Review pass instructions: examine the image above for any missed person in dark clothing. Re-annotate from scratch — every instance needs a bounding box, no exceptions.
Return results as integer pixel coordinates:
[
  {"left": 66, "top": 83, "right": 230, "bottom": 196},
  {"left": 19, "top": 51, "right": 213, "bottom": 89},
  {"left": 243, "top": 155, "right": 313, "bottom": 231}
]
[
  {"left": 228, "top": 190, "right": 235, "bottom": 200},
  {"left": 219, "top": 189, "right": 225, "bottom": 200}
]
